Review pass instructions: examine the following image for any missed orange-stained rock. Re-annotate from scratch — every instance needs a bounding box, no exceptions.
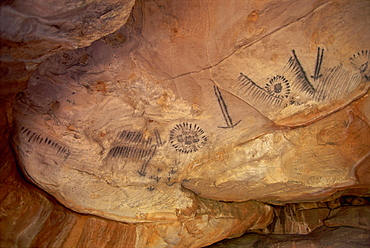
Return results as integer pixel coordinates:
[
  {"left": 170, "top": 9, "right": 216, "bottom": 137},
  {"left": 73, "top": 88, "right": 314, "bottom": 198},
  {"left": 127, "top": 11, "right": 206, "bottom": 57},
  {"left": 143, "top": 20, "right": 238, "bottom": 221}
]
[
  {"left": 30, "top": 208, "right": 79, "bottom": 248},
  {"left": 1, "top": 142, "right": 273, "bottom": 248},
  {"left": 76, "top": 217, "right": 137, "bottom": 248},
  {"left": 1, "top": 0, "right": 370, "bottom": 247},
  {"left": 352, "top": 93, "right": 370, "bottom": 185},
  {"left": 11, "top": 0, "right": 370, "bottom": 219},
  {"left": 0, "top": 181, "right": 53, "bottom": 247},
  {"left": 133, "top": 199, "right": 273, "bottom": 248},
  {"left": 264, "top": 203, "right": 330, "bottom": 234},
  {"left": 0, "top": 176, "right": 273, "bottom": 248}
]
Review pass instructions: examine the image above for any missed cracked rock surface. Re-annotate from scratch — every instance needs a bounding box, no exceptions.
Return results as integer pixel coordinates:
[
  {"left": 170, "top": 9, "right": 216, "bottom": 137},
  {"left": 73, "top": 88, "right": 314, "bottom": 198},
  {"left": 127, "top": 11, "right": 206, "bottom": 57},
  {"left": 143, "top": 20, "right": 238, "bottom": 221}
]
[{"left": 1, "top": 0, "right": 370, "bottom": 247}]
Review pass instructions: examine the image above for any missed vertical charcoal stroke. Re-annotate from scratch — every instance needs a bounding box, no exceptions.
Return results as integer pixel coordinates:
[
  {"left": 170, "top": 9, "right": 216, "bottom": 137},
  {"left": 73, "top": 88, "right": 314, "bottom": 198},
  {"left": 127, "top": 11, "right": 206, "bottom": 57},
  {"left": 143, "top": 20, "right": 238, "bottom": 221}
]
[
  {"left": 149, "top": 175, "right": 161, "bottom": 182},
  {"left": 137, "top": 145, "right": 157, "bottom": 177},
  {"left": 283, "top": 50, "right": 316, "bottom": 96},
  {"left": 117, "top": 130, "right": 144, "bottom": 144},
  {"left": 154, "top": 129, "right": 164, "bottom": 146},
  {"left": 165, "top": 161, "right": 180, "bottom": 186},
  {"left": 213, "top": 86, "right": 241, "bottom": 129},
  {"left": 108, "top": 145, "right": 154, "bottom": 160},
  {"left": 311, "top": 47, "right": 324, "bottom": 80}
]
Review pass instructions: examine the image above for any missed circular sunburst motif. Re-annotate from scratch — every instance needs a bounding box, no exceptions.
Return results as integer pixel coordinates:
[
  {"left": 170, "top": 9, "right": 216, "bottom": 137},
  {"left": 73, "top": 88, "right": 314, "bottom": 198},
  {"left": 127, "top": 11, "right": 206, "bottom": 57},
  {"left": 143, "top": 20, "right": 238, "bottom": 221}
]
[
  {"left": 169, "top": 123, "right": 207, "bottom": 153},
  {"left": 265, "top": 75, "right": 291, "bottom": 98},
  {"left": 350, "top": 50, "right": 370, "bottom": 80}
]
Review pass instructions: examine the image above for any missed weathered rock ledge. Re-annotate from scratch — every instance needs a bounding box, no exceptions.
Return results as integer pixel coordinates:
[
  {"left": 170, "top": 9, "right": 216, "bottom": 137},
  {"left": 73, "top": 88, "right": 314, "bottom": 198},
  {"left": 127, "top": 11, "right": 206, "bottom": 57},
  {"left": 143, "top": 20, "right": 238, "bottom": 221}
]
[{"left": 1, "top": 0, "right": 370, "bottom": 247}]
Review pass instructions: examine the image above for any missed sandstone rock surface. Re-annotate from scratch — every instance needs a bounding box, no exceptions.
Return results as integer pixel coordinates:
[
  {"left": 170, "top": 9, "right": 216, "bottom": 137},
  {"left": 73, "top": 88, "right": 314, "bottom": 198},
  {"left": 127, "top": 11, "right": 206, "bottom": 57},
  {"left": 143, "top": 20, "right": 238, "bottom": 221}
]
[
  {"left": 12, "top": 0, "right": 370, "bottom": 212},
  {"left": 0, "top": 0, "right": 135, "bottom": 102},
  {"left": 209, "top": 226, "right": 370, "bottom": 248},
  {"left": 1, "top": 0, "right": 370, "bottom": 247},
  {"left": 0, "top": 0, "right": 135, "bottom": 61}
]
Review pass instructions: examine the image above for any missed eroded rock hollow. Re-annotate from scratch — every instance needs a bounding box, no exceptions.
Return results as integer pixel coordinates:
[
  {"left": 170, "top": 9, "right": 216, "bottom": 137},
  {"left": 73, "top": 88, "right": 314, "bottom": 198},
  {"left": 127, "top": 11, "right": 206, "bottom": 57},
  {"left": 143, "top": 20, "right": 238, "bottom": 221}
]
[{"left": 1, "top": 0, "right": 370, "bottom": 247}]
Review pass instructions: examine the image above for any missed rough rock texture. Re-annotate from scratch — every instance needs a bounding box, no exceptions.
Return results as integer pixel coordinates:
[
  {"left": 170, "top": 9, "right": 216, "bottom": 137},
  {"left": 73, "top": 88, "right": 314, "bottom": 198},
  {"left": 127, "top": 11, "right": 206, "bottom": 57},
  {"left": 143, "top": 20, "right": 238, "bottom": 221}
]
[
  {"left": 12, "top": 0, "right": 370, "bottom": 213},
  {"left": 0, "top": 0, "right": 135, "bottom": 105},
  {"left": 263, "top": 203, "right": 330, "bottom": 234},
  {"left": 209, "top": 226, "right": 370, "bottom": 248},
  {"left": 1, "top": 0, "right": 370, "bottom": 247},
  {"left": 0, "top": 0, "right": 135, "bottom": 61},
  {"left": 209, "top": 195, "right": 370, "bottom": 247},
  {"left": 325, "top": 205, "right": 370, "bottom": 230},
  {"left": 1, "top": 145, "right": 272, "bottom": 247},
  {"left": 1, "top": 166, "right": 272, "bottom": 248}
]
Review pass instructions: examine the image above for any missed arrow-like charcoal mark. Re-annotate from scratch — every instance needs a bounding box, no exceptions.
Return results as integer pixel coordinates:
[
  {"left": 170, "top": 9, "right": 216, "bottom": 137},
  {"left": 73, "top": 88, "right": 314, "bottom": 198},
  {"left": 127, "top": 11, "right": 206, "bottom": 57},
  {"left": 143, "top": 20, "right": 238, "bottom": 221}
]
[
  {"left": 214, "top": 85, "right": 241, "bottom": 129},
  {"left": 288, "top": 50, "right": 316, "bottom": 95},
  {"left": 137, "top": 145, "right": 157, "bottom": 177},
  {"left": 149, "top": 175, "right": 161, "bottom": 182},
  {"left": 311, "top": 47, "right": 324, "bottom": 80},
  {"left": 166, "top": 181, "right": 176, "bottom": 186},
  {"left": 147, "top": 186, "right": 155, "bottom": 191}
]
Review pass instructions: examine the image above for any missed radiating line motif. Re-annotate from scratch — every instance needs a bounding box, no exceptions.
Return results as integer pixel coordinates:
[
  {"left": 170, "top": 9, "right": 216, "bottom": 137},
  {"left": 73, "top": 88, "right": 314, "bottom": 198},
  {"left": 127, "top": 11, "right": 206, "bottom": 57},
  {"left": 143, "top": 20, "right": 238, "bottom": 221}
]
[
  {"left": 213, "top": 86, "right": 241, "bottom": 129},
  {"left": 169, "top": 123, "right": 207, "bottom": 153},
  {"left": 236, "top": 48, "right": 368, "bottom": 109},
  {"left": 350, "top": 50, "right": 370, "bottom": 80},
  {"left": 264, "top": 75, "right": 291, "bottom": 99}
]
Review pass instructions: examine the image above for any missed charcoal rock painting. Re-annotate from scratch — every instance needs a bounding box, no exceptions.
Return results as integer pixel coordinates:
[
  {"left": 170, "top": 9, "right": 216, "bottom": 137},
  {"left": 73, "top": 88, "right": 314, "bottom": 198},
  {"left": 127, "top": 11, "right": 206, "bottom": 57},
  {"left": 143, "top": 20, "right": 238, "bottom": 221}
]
[{"left": 1, "top": 0, "right": 370, "bottom": 247}]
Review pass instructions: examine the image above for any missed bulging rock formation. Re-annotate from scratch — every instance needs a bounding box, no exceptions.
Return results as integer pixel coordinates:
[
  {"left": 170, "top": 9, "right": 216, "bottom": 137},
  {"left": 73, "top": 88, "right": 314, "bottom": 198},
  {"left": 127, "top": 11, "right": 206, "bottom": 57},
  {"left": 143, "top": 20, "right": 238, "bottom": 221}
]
[
  {"left": 1, "top": 0, "right": 370, "bottom": 247},
  {"left": 0, "top": 0, "right": 135, "bottom": 60},
  {"left": 0, "top": 0, "right": 135, "bottom": 103}
]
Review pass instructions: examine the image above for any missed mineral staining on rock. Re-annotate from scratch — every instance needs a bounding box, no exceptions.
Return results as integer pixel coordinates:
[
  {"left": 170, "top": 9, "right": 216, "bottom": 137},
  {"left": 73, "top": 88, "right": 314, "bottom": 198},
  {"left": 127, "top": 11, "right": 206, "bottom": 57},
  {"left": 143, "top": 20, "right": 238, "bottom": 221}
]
[{"left": 8, "top": 0, "right": 370, "bottom": 247}]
